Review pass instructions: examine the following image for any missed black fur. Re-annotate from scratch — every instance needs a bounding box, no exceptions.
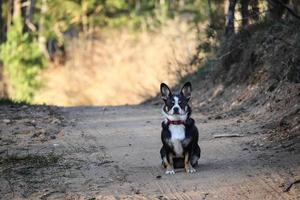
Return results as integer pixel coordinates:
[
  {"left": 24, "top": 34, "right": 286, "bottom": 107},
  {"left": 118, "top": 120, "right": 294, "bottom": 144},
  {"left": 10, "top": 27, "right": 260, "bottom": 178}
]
[
  {"left": 160, "top": 117, "right": 201, "bottom": 168},
  {"left": 160, "top": 82, "right": 201, "bottom": 170}
]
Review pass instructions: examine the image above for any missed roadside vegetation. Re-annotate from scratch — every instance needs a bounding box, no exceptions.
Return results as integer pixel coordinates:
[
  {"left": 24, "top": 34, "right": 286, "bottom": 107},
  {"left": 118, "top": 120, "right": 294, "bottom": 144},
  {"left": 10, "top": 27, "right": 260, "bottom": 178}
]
[
  {"left": 0, "top": 0, "right": 212, "bottom": 103},
  {"left": 0, "top": 0, "right": 299, "bottom": 105}
]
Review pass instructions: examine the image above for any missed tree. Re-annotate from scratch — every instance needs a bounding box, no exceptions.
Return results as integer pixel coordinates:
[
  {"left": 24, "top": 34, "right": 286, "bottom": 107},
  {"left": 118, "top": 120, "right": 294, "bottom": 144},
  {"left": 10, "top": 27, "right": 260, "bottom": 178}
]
[
  {"left": 241, "top": 0, "right": 250, "bottom": 27},
  {"left": 0, "top": 0, "right": 46, "bottom": 101},
  {"left": 249, "top": 0, "right": 260, "bottom": 21},
  {"left": 0, "top": 0, "right": 4, "bottom": 42},
  {"left": 225, "top": 0, "right": 237, "bottom": 35},
  {"left": 24, "top": 0, "right": 36, "bottom": 32},
  {"left": 38, "top": 0, "right": 48, "bottom": 58},
  {"left": 292, "top": 0, "right": 300, "bottom": 13},
  {"left": 268, "top": 0, "right": 289, "bottom": 20},
  {"left": 6, "top": 0, "right": 13, "bottom": 28}
]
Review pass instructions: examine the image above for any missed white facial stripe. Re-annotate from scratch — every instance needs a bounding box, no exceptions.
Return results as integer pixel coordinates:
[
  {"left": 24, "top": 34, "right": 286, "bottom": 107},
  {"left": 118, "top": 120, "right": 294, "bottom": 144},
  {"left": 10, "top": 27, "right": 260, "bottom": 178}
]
[
  {"left": 172, "top": 96, "right": 185, "bottom": 115},
  {"left": 171, "top": 96, "right": 179, "bottom": 115},
  {"left": 174, "top": 96, "right": 179, "bottom": 107}
]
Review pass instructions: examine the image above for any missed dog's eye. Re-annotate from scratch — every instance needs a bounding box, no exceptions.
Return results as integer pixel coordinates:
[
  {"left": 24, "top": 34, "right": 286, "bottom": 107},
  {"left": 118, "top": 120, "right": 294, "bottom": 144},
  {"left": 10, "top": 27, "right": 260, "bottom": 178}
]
[
  {"left": 171, "top": 100, "right": 175, "bottom": 104},
  {"left": 179, "top": 101, "right": 185, "bottom": 107}
]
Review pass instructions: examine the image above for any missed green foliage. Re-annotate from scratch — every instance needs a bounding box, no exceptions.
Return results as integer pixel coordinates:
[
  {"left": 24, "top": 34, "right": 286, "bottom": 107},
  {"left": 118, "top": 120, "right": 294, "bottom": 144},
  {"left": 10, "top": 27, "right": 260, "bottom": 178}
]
[
  {"left": 0, "top": 0, "right": 224, "bottom": 102},
  {"left": 0, "top": 98, "right": 28, "bottom": 105},
  {"left": 36, "top": 0, "right": 214, "bottom": 41},
  {"left": 198, "top": 0, "right": 226, "bottom": 54},
  {"left": 0, "top": 14, "right": 46, "bottom": 102}
]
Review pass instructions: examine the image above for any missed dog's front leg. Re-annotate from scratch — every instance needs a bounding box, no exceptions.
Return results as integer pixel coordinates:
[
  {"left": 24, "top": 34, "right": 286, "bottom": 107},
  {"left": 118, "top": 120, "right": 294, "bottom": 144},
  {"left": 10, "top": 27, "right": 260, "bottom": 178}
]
[
  {"left": 184, "top": 152, "right": 196, "bottom": 173},
  {"left": 164, "top": 153, "right": 175, "bottom": 175}
]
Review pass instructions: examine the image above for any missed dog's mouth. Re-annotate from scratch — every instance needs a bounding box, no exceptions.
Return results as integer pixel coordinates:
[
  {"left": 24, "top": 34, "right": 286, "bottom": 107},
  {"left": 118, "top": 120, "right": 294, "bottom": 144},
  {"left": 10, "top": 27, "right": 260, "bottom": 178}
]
[
  {"left": 168, "top": 111, "right": 188, "bottom": 117},
  {"left": 171, "top": 113, "right": 185, "bottom": 116},
  {"left": 162, "top": 107, "right": 187, "bottom": 118},
  {"left": 172, "top": 109, "right": 187, "bottom": 116},
  {"left": 162, "top": 108, "right": 188, "bottom": 122},
  {"left": 166, "top": 109, "right": 186, "bottom": 116}
]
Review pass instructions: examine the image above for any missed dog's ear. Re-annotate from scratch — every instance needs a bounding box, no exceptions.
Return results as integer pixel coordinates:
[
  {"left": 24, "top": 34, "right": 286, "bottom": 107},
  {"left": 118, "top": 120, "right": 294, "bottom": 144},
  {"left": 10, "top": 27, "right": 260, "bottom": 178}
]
[
  {"left": 180, "top": 82, "right": 192, "bottom": 100},
  {"left": 160, "top": 83, "right": 171, "bottom": 100}
]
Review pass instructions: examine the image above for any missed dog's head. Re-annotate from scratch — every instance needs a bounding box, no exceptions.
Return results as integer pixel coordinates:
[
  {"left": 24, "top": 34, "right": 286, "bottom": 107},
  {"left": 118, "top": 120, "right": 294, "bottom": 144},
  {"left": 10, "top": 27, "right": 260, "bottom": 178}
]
[{"left": 160, "top": 82, "right": 192, "bottom": 121}]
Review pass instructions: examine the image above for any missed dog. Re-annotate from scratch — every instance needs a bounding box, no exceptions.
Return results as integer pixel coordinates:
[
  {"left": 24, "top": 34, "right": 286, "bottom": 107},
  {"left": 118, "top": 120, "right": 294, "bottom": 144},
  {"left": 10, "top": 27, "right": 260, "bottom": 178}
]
[{"left": 160, "top": 82, "right": 201, "bottom": 174}]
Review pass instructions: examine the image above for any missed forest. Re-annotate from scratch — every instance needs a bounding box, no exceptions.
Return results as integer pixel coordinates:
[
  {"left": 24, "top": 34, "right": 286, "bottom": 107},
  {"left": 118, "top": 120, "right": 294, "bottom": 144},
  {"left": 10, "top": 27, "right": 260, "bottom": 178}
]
[{"left": 0, "top": 0, "right": 298, "bottom": 104}]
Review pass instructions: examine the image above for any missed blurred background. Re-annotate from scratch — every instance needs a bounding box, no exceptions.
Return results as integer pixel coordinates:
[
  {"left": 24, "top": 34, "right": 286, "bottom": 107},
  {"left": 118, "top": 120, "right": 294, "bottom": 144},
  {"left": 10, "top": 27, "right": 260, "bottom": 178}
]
[{"left": 0, "top": 0, "right": 299, "bottom": 106}]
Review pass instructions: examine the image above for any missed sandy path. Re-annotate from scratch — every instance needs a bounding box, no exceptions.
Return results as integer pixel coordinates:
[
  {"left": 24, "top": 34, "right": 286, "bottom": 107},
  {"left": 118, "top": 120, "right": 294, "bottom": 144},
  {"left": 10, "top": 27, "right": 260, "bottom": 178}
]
[{"left": 1, "top": 105, "right": 299, "bottom": 199}]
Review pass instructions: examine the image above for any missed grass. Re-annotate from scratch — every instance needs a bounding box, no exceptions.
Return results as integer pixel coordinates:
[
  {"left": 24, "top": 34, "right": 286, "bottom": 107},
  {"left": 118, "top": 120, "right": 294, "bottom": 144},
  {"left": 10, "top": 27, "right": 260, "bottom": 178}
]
[{"left": 0, "top": 98, "right": 29, "bottom": 106}]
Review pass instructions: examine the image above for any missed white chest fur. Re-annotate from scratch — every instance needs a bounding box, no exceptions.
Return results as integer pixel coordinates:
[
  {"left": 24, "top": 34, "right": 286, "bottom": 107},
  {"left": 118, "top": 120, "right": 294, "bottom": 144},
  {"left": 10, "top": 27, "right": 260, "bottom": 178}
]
[
  {"left": 169, "top": 124, "right": 185, "bottom": 140},
  {"left": 169, "top": 124, "right": 185, "bottom": 156}
]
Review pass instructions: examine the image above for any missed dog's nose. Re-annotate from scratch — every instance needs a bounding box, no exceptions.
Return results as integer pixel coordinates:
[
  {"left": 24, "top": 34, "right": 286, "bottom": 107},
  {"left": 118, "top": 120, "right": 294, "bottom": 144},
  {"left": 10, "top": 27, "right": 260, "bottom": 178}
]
[{"left": 173, "top": 107, "right": 179, "bottom": 114}]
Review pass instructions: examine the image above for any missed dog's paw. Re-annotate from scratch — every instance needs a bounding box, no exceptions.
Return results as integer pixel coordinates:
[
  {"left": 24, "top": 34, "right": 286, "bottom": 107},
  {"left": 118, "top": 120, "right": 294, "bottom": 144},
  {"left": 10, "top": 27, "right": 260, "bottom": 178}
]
[
  {"left": 165, "top": 169, "right": 175, "bottom": 175},
  {"left": 186, "top": 167, "right": 196, "bottom": 173}
]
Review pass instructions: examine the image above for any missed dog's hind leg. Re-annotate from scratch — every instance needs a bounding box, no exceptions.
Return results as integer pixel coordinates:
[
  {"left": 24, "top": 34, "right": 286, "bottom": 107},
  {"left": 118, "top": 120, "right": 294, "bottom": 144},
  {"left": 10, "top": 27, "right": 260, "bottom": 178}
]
[
  {"left": 160, "top": 146, "right": 175, "bottom": 174},
  {"left": 160, "top": 146, "right": 167, "bottom": 168}
]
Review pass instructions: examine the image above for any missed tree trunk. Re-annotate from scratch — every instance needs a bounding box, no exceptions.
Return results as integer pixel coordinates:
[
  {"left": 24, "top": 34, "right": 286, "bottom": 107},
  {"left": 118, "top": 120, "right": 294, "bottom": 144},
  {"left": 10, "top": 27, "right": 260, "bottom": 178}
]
[
  {"left": 249, "top": 0, "right": 260, "bottom": 21},
  {"left": 7, "top": 0, "right": 13, "bottom": 28},
  {"left": 81, "top": 1, "right": 88, "bottom": 34},
  {"left": 225, "top": 0, "right": 237, "bottom": 35},
  {"left": 206, "top": 0, "right": 226, "bottom": 36},
  {"left": 21, "top": 0, "right": 27, "bottom": 30},
  {"left": 292, "top": 0, "right": 300, "bottom": 14},
  {"left": 13, "top": 0, "right": 21, "bottom": 19},
  {"left": 135, "top": 0, "right": 141, "bottom": 12},
  {"left": 267, "top": 0, "right": 289, "bottom": 20},
  {"left": 0, "top": 0, "right": 4, "bottom": 42},
  {"left": 38, "top": 0, "right": 49, "bottom": 59},
  {"left": 241, "top": 0, "right": 250, "bottom": 27},
  {"left": 208, "top": 0, "right": 213, "bottom": 22},
  {"left": 179, "top": 0, "right": 184, "bottom": 9},
  {"left": 25, "top": 0, "right": 36, "bottom": 32},
  {"left": 211, "top": 0, "right": 226, "bottom": 36}
]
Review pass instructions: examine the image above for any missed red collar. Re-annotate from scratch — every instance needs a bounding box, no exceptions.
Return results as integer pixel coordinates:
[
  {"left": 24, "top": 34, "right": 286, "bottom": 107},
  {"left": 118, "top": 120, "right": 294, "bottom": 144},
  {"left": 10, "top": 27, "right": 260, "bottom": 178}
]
[{"left": 167, "top": 120, "right": 185, "bottom": 125}]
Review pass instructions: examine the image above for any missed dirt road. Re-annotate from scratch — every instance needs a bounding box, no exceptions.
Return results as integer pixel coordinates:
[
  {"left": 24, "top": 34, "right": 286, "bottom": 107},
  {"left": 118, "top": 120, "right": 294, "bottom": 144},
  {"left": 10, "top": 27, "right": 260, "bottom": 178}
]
[{"left": 1, "top": 105, "right": 300, "bottom": 199}]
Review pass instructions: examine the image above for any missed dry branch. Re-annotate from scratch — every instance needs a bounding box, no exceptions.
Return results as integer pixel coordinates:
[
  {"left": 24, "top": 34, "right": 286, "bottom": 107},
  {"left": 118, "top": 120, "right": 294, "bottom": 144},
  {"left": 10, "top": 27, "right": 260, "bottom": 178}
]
[
  {"left": 213, "top": 134, "right": 243, "bottom": 138},
  {"left": 283, "top": 179, "right": 300, "bottom": 192}
]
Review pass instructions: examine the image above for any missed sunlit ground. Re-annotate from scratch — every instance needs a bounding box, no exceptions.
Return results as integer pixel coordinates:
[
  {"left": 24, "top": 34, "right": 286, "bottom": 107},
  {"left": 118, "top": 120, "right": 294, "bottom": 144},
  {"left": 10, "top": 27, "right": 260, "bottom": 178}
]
[{"left": 34, "top": 19, "right": 201, "bottom": 106}]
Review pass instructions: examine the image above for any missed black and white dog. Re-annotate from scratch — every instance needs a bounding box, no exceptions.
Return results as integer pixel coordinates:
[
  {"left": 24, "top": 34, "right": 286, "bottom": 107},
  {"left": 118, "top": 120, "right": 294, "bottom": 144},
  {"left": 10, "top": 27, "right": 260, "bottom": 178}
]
[{"left": 160, "top": 82, "right": 201, "bottom": 174}]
